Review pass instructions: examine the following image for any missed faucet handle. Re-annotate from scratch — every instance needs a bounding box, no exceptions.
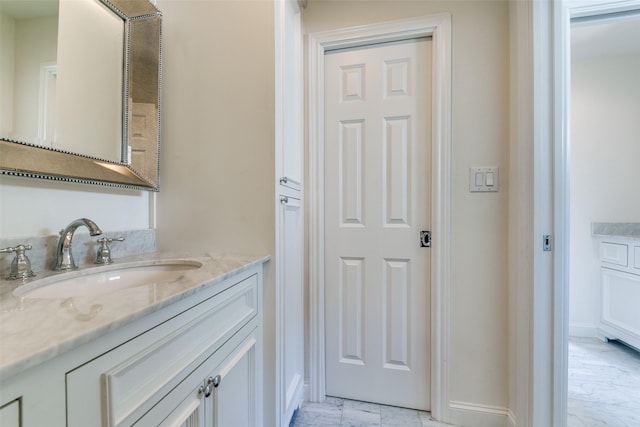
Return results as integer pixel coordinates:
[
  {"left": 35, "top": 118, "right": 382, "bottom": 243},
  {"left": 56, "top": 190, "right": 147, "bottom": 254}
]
[
  {"left": 95, "top": 237, "right": 125, "bottom": 265},
  {"left": 0, "top": 244, "right": 36, "bottom": 280}
]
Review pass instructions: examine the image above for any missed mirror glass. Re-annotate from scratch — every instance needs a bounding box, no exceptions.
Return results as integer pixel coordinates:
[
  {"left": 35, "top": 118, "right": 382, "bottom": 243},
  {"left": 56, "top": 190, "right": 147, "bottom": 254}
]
[{"left": 0, "top": 0, "right": 162, "bottom": 190}]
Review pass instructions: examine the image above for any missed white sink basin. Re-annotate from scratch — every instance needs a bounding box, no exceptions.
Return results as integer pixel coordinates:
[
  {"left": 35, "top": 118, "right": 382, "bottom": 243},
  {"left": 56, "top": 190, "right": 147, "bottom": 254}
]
[{"left": 13, "top": 260, "right": 203, "bottom": 299}]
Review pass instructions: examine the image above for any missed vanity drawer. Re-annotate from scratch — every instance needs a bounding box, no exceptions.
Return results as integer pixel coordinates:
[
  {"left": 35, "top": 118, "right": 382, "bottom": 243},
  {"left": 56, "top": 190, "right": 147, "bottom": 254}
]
[
  {"left": 600, "top": 242, "right": 628, "bottom": 266},
  {"left": 67, "top": 273, "right": 258, "bottom": 427},
  {"left": 634, "top": 246, "right": 640, "bottom": 270}
]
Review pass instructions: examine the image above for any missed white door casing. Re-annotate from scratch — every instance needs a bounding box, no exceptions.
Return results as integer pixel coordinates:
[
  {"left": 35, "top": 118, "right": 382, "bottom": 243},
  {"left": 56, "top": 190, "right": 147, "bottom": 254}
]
[
  {"left": 324, "top": 38, "right": 432, "bottom": 410},
  {"left": 308, "top": 14, "right": 452, "bottom": 421}
]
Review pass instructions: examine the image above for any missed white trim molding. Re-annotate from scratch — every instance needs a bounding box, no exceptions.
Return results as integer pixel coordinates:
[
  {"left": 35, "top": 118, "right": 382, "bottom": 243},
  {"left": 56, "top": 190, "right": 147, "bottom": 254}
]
[
  {"left": 307, "top": 14, "right": 452, "bottom": 422},
  {"left": 449, "top": 401, "right": 515, "bottom": 427}
]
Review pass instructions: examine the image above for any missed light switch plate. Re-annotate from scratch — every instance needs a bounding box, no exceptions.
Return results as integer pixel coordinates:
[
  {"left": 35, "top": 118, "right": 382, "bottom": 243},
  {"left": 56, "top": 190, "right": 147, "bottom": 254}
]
[{"left": 469, "top": 167, "right": 499, "bottom": 192}]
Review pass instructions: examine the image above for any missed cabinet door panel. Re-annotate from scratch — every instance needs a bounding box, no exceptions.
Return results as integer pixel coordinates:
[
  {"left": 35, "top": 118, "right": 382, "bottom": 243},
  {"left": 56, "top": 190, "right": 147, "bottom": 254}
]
[
  {"left": 157, "top": 391, "right": 203, "bottom": 427},
  {"left": 601, "top": 268, "right": 640, "bottom": 339},
  {"left": 208, "top": 331, "right": 259, "bottom": 427},
  {"left": 134, "top": 325, "right": 258, "bottom": 427},
  {"left": 275, "top": 0, "right": 303, "bottom": 190},
  {"left": 0, "top": 399, "right": 20, "bottom": 427},
  {"left": 277, "top": 195, "right": 304, "bottom": 426}
]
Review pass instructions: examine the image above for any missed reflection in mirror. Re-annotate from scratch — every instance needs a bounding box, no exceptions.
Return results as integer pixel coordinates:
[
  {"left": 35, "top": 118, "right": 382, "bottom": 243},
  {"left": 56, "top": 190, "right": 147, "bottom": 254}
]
[
  {"left": 0, "top": 0, "right": 124, "bottom": 161},
  {"left": 0, "top": 0, "right": 59, "bottom": 145},
  {"left": 0, "top": 0, "right": 162, "bottom": 191},
  {"left": 56, "top": 0, "right": 124, "bottom": 161}
]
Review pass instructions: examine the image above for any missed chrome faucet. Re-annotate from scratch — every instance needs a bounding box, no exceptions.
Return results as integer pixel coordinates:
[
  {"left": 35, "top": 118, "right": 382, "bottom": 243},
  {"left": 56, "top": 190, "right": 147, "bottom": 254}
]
[{"left": 53, "top": 218, "right": 103, "bottom": 271}]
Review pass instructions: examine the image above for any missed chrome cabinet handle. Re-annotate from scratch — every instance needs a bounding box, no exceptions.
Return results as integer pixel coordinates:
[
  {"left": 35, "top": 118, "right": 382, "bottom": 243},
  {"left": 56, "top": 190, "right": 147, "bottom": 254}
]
[
  {"left": 279, "top": 177, "right": 288, "bottom": 184},
  {"left": 212, "top": 374, "right": 222, "bottom": 388},
  {"left": 199, "top": 377, "right": 214, "bottom": 398},
  {"left": 198, "top": 375, "right": 221, "bottom": 398},
  {"left": 280, "top": 196, "right": 289, "bottom": 204}
]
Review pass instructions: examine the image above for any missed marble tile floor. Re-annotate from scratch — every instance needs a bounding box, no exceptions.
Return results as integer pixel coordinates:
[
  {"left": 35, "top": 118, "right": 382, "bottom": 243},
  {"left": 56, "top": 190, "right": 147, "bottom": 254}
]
[
  {"left": 290, "top": 338, "right": 639, "bottom": 427},
  {"left": 289, "top": 397, "right": 452, "bottom": 427},
  {"left": 568, "top": 337, "right": 640, "bottom": 427}
]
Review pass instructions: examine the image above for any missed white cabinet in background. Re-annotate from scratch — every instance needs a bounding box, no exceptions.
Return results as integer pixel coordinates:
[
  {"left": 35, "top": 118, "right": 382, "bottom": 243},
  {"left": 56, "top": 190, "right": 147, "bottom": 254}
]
[{"left": 598, "top": 238, "right": 640, "bottom": 351}]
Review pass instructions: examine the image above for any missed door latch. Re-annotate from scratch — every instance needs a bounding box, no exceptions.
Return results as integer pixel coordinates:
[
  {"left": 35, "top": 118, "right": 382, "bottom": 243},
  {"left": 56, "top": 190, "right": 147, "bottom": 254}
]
[{"left": 420, "top": 231, "right": 431, "bottom": 248}]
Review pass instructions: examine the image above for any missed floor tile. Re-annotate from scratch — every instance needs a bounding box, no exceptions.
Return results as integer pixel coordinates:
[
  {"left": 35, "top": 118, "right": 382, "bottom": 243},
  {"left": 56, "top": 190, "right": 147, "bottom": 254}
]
[
  {"left": 568, "top": 337, "right": 640, "bottom": 427},
  {"left": 292, "top": 340, "right": 640, "bottom": 427}
]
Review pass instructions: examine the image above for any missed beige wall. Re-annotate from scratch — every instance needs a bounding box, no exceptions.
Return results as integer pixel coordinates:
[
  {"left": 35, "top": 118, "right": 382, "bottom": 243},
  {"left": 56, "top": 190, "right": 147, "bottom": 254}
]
[
  {"left": 154, "top": 0, "right": 276, "bottom": 424},
  {"left": 569, "top": 54, "right": 640, "bottom": 336},
  {"left": 304, "top": 0, "right": 510, "bottom": 411}
]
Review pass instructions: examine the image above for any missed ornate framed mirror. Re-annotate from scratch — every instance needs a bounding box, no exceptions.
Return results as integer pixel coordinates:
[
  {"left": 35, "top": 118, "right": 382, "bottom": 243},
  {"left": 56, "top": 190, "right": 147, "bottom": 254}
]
[{"left": 0, "top": 0, "right": 162, "bottom": 191}]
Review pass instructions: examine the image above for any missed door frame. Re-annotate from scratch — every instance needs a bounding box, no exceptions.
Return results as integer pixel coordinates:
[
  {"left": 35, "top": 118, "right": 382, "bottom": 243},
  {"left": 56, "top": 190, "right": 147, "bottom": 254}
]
[
  {"left": 307, "top": 14, "right": 452, "bottom": 421},
  {"left": 548, "top": 1, "right": 640, "bottom": 426}
]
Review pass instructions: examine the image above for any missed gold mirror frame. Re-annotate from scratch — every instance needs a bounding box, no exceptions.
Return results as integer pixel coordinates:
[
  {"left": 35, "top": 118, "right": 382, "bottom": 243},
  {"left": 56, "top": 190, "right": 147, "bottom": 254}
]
[{"left": 0, "top": 0, "right": 162, "bottom": 191}]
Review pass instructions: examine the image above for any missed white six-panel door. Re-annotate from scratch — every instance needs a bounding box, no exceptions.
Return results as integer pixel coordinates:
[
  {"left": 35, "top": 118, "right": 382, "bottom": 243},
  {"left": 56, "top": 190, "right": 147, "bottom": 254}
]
[{"left": 324, "top": 37, "right": 432, "bottom": 410}]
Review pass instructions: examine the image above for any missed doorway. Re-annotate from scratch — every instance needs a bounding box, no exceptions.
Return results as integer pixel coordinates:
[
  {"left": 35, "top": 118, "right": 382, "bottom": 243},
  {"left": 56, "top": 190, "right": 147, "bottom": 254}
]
[
  {"left": 307, "top": 13, "right": 452, "bottom": 421},
  {"left": 567, "top": 11, "right": 640, "bottom": 426}
]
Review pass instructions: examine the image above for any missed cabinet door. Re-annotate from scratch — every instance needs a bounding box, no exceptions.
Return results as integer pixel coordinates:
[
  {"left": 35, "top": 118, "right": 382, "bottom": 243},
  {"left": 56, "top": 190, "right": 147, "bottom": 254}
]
[
  {"left": 275, "top": 0, "right": 303, "bottom": 191},
  {"left": 277, "top": 195, "right": 304, "bottom": 426},
  {"left": 142, "top": 384, "right": 204, "bottom": 427},
  {"left": 0, "top": 400, "right": 20, "bottom": 427},
  {"left": 600, "top": 268, "right": 640, "bottom": 350},
  {"left": 206, "top": 330, "right": 260, "bottom": 427}
]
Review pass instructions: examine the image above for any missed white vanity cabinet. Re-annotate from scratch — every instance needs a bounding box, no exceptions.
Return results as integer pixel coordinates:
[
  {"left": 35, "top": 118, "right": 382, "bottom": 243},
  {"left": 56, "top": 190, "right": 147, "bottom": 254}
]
[
  {"left": 598, "top": 238, "right": 640, "bottom": 351},
  {"left": 0, "top": 258, "right": 264, "bottom": 427},
  {"left": 66, "top": 274, "right": 261, "bottom": 427},
  {"left": 133, "top": 328, "right": 260, "bottom": 427}
]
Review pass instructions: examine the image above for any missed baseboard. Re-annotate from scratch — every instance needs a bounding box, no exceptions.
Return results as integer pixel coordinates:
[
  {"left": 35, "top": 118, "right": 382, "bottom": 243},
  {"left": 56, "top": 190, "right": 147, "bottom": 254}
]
[
  {"left": 303, "top": 380, "right": 310, "bottom": 401},
  {"left": 449, "top": 401, "right": 513, "bottom": 427},
  {"left": 569, "top": 323, "right": 598, "bottom": 338}
]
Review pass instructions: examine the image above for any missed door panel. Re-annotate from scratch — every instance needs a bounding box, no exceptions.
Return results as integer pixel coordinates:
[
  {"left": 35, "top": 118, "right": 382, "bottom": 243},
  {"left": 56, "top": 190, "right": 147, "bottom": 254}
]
[{"left": 324, "top": 38, "right": 432, "bottom": 410}]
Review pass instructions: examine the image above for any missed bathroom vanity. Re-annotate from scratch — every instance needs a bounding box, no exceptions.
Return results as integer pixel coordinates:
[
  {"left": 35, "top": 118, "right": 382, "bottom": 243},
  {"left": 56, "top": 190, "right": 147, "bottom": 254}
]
[
  {"left": 0, "top": 254, "right": 267, "bottom": 427},
  {"left": 593, "top": 223, "right": 640, "bottom": 351}
]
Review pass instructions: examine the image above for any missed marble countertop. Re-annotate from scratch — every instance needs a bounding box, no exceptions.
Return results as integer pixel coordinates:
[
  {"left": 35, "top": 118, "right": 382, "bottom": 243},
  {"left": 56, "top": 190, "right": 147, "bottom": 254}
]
[
  {"left": 0, "top": 252, "right": 269, "bottom": 381},
  {"left": 592, "top": 223, "right": 640, "bottom": 239}
]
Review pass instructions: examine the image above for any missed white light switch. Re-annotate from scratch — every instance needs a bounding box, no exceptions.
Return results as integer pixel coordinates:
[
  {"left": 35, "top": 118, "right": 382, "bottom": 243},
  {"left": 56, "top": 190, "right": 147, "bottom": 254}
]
[
  {"left": 469, "top": 167, "right": 499, "bottom": 192},
  {"left": 486, "top": 171, "right": 495, "bottom": 186},
  {"left": 475, "top": 172, "right": 484, "bottom": 187}
]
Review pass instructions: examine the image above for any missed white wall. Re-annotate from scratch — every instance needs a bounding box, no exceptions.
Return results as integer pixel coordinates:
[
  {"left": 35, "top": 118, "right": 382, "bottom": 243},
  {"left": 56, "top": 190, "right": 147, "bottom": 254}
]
[
  {"left": 153, "top": 0, "right": 276, "bottom": 425},
  {"left": 11, "top": 15, "right": 57, "bottom": 143},
  {"left": 0, "top": 13, "right": 15, "bottom": 137},
  {"left": 303, "top": 0, "right": 510, "bottom": 416},
  {"left": 0, "top": 175, "right": 153, "bottom": 239},
  {"left": 569, "top": 54, "right": 640, "bottom": 336}
]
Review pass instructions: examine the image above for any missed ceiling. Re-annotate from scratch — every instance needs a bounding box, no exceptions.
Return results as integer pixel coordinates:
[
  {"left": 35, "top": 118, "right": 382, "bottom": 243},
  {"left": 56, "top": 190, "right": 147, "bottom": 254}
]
[{"left": 572, "top": 12, "right": 640, "bottom": 60}]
